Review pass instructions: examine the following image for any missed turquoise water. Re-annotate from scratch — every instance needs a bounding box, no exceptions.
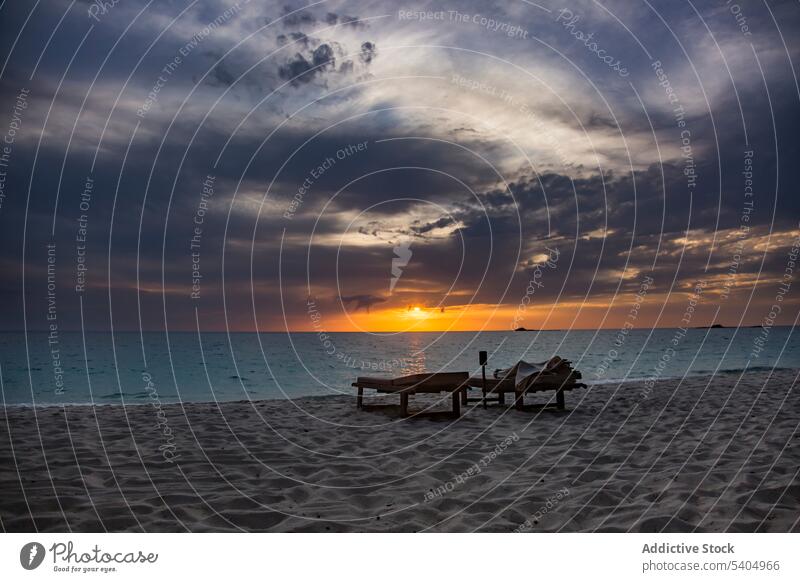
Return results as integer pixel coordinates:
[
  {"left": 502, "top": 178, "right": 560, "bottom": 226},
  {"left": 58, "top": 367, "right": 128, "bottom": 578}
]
[{"left": 1, "top": 328, "right": 797, "bottom": 405}]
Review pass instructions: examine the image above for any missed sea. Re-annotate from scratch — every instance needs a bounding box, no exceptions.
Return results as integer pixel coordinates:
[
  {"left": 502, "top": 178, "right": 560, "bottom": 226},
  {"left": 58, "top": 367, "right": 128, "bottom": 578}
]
[{"left": 1, "top": 328, "right": 797, "bottom": 405}]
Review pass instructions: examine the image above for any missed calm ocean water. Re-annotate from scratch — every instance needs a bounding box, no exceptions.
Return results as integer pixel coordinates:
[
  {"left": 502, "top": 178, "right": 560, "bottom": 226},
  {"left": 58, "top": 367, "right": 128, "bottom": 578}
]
[{"left": 1, "top": 329, "right": 797, "bottom": 405}]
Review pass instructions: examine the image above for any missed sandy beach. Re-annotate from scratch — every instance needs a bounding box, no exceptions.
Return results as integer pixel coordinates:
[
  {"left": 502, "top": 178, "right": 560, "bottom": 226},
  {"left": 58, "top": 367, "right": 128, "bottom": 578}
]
[{"left": 1, "top": 369, "right": 798, "bottom": 532}]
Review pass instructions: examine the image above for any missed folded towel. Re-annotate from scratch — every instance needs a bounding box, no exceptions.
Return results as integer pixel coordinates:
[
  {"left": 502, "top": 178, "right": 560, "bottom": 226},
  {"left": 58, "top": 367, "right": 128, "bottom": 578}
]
[{"left": 494, "top": 358, "right": 577, "bottom": 389}]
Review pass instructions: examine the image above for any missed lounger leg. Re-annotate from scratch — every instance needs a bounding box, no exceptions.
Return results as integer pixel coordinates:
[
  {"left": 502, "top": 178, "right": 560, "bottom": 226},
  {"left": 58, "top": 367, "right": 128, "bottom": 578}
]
[
  {"left": 498, "top": 391, "right": 505, "bottom": 406},
  {"left": 482, "top": 369, "right": 488, "bottom": 409},
  {"left": 460, "top": 387, "right": 467, "bottom": 406},
  {"left": 400, "top": 393, "right": 409, "bottom": 417},
  {"left": 357, "top": 386, "right": 363, "bottom": 409},
  {"left": 452, "top": 391, "right": 461, "bottom": 418},
  {"left": 556, "top": 388, "right": 565, "bottom": 410},
  {"left": 515, "top": 390, "right": 524, "bottom": 410}
]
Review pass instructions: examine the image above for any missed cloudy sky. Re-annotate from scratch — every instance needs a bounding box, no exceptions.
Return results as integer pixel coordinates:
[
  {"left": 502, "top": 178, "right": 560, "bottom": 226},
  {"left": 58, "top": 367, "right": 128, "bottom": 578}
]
[{"left": 1, "top": 0, "right": 798, "bottom": 332}]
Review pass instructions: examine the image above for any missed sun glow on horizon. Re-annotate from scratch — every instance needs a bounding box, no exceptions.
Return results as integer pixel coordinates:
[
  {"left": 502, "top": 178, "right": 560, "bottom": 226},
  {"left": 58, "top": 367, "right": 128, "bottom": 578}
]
[
  {"left": 275, "top": 286, "right": 798, "bottom": 333},
  {"left": 408, "top": 305, "right": 427, "bottom": 318}
]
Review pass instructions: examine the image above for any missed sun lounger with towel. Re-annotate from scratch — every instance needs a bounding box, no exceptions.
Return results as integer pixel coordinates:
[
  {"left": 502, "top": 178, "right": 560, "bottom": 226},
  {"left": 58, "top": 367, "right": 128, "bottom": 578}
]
[{"left": 466, "top": 355, "right": 585, "bottom": 410}]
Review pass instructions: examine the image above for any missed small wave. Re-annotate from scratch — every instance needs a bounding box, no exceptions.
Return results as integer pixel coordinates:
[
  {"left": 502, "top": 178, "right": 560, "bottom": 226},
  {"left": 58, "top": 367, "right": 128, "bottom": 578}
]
[
  {"left": 706, "top": 365, "right": 797, "bottom": 375},
  {"left": 99, "top": 391, "right": 144, "bottom": 399},
  {"left": 587, "top": 366, "right": 798, "bottom": 386},
  {"left": 588, "top": 375, "right": 671, "bottom": 386}
]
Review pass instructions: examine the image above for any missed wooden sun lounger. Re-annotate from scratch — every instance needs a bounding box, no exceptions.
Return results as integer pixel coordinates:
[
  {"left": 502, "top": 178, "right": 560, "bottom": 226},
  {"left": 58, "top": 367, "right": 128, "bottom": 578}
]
[
  {"left": 352, "top": 372, "right": 470, "bottom": 418},
  {"left": 462, "top": 351, "right": 585, "bottom": 411},
  {"left": 465, "top": 373, "right": 586, "bottom": 411}
]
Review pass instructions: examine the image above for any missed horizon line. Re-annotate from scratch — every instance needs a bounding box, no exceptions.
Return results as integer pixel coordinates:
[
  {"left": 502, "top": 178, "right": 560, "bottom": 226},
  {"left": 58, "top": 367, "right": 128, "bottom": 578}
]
[{"left": 3, "top": 325, "right": 794, "bottom": 334}]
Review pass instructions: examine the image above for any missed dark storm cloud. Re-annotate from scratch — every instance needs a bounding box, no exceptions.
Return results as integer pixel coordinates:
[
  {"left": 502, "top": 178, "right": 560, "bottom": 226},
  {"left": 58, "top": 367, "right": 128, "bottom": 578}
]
[
  {"left": 277, "top": 31, "right": 311, "bottom": 48},
  {"left": 277, "top": 38, "right": 376, "bottom": 85},
  {"left": 359, "top": 41, "right": 377, "bottom": 64},
  {"left": 273, "top": 4, "right": 374, "bottom": 86},
  {"left": 411, "top": 216, "right": 458, "bottom": 235}
]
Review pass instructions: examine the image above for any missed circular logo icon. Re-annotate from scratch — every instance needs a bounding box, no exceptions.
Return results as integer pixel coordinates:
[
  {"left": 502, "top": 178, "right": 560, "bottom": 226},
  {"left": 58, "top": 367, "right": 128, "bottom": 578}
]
[{"left": 20, "top": 542, "right": 46, "bottom": 570}]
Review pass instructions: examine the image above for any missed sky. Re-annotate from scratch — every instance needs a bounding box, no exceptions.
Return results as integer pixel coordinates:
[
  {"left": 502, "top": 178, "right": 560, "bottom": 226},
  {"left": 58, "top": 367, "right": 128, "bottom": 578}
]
[{"left": 0, "top": 0, "right": 798, "bottom": 332}]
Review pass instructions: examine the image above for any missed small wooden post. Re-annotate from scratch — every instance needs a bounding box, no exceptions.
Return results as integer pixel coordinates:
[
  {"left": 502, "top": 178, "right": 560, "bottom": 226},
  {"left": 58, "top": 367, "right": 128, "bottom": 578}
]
[
  {"left": 515, "top": 389, "right": 524, "bottom": 410},
  {"left": 556, "top": 387, "right": 565, "bottom": 410},
  {"left": 356, "top": 386, "right": 364, "bottom": 409},
  {"left": 400, "top": 392, "right": 409, "bottom": 417},
  {"left": 452, "top": 390, "right": 461, "bottom": 418},
  {"left": 479, "top": 350, "right": 488, "bottom": 409}
]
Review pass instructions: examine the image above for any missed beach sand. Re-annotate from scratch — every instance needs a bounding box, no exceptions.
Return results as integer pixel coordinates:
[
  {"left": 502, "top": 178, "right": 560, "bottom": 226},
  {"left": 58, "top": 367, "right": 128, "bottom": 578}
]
[{"left": 1, "top": 369, "right": 798, "bottom": 532}]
